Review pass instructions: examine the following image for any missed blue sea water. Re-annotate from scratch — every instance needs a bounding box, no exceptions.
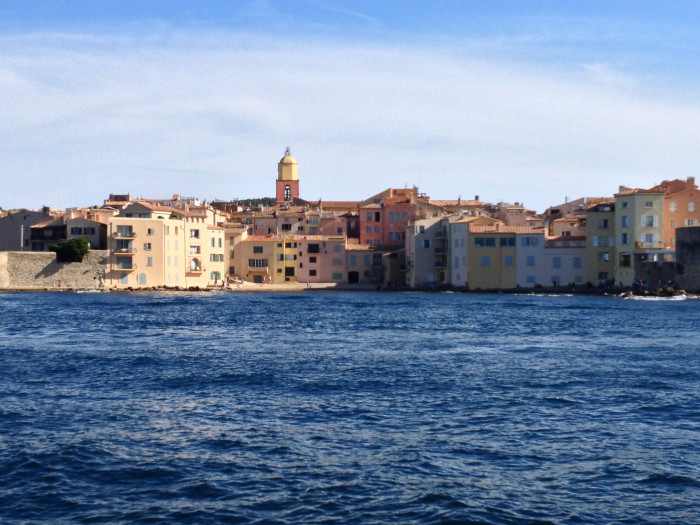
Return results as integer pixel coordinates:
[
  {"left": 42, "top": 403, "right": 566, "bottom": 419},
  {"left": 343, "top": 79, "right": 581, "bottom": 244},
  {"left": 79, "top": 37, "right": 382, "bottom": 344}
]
[{"left": 0, "top": 291, "right": 699, "bottom": 524}]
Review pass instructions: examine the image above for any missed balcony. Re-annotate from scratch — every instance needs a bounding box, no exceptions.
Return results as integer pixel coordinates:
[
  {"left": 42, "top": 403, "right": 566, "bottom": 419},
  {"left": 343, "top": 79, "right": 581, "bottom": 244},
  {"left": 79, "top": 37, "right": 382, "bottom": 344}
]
[
  {"left": 112, "top": 231, "right": 136, "bottom": 239},
  {"left": 114, "top": 263, "right": 136, "bottom": 272},
  {"left": 113, "top": 247, "right": 136, "bottom": 256},
  {"left": 188, "top": 257, "right": 204, "bottom": 273},
  {"left": 635, "top": 241, "right": 664, "bottom": 250}
]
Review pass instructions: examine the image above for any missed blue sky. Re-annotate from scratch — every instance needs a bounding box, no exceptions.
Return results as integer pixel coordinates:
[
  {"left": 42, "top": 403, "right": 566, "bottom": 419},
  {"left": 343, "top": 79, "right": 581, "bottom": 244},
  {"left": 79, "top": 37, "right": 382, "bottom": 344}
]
[{"left": 2, "top": 1, "right": 700, "bottom": 212}]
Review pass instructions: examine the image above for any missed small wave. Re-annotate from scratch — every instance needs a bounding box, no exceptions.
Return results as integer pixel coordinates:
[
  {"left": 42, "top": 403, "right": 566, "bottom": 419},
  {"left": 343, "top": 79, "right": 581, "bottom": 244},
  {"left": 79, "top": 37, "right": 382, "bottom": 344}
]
[
  {"left": 626, "top": 294, "right": 691, "bottom": 301},
  {"left": 638, "top": 472, "right": 700, "bottom": 488}
]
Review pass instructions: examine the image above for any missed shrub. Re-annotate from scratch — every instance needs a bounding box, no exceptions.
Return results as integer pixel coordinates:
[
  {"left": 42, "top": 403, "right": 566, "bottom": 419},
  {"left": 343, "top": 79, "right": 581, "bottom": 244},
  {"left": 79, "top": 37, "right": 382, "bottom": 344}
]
[{"left": 49, "top": 238, "right": 90, "bottom": 263}]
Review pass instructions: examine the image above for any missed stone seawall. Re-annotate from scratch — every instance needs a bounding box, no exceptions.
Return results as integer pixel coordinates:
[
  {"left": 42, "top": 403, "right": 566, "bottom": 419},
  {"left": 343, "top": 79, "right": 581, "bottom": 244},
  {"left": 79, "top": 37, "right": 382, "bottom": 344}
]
[{"left": 0, "top": 250, "right": 108, "bottom": 290}]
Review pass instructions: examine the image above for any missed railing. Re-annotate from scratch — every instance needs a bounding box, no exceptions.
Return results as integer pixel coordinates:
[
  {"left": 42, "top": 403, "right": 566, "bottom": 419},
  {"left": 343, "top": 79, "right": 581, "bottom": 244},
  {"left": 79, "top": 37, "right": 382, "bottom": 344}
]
[
  {"left": 114, "top": 263, "right": 137, "bottom": 272},
  {"left": 112, "top": 231, "right": 136, "bottom": 238},
  {"left": 113, "top": 247, "right": 136, "bottom": 255},
  {"left": 635, "top": 241, "right": 664, "bottom": 250}
]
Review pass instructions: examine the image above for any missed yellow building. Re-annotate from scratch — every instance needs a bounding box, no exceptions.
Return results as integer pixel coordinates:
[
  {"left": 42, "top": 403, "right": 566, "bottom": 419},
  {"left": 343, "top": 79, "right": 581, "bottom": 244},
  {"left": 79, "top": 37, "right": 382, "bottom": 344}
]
[{"left": 467, "top": 225, "right": 518, "bottom": 290}]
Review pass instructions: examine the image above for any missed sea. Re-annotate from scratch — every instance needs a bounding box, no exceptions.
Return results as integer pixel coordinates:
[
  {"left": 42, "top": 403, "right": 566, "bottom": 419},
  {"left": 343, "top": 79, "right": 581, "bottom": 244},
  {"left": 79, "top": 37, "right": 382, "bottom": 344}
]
[{"left": 0, "top": 291, "right": 699, "bottom": 524}]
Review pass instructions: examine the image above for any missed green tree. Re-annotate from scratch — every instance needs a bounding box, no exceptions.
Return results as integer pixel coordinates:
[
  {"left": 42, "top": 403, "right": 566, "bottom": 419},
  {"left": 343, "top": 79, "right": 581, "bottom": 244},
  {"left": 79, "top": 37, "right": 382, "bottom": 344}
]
[{"left": 49, "top": 238, "right": 91, "bottom": 263}]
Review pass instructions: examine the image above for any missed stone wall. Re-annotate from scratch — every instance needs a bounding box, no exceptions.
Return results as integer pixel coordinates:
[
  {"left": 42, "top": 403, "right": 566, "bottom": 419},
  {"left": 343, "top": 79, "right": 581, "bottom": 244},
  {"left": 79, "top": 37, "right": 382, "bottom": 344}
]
[{"left": 0, "top": 250, "right": 108, "bottom": 290}]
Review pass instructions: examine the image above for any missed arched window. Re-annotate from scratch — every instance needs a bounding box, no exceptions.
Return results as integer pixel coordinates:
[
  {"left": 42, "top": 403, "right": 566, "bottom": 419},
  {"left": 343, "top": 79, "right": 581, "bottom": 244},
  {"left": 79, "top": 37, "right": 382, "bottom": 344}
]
[
  {"left": 190, "top": 258, "right": 201, "bottom": 271},
  {"left": 284, "top": 184, "right": 291, "bottom": 201},
  {"left": 138, "top": 273, "right": 147, "bottom": 285}
]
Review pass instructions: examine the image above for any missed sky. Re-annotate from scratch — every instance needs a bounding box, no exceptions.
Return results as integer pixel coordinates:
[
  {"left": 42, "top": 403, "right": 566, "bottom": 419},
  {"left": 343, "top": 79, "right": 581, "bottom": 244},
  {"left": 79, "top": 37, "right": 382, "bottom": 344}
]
[{"left": 2, "top": 1, "right": 700, "bottom": 213}]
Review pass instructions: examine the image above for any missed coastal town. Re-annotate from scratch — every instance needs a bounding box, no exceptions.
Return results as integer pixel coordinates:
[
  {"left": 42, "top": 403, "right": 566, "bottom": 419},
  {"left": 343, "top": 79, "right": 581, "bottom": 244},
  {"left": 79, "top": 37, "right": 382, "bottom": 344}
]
[{"left": 1, "top": 148, "right": 700, "bottom": 293}]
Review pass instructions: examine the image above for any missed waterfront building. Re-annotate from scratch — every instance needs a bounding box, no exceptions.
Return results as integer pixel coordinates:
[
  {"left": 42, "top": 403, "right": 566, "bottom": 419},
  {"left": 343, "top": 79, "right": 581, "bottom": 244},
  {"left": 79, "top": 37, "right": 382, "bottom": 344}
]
[
  {"left": 543, "top": 235, "right": 587, "bottom": 287},
  {"left": 296, "top": 235, "right": 347, "bottom": 284},
  {"left": 613, "top": 187, "right": 667, "bottom": 286},
  {"left": 584, "top": 200, "right": 616, "bottom": 285},
  {"left": 649, "top": 178, "right": 699, "bottom": 249}
]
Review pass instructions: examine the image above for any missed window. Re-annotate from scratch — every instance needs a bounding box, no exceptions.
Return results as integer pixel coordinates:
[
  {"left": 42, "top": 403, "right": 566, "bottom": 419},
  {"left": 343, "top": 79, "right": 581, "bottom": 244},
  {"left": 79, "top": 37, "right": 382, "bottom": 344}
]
[
  {"left": 147, "top": 228, "right": 155, "bottom": 235},
  {"left": 375, "top": 212, "right": 381, "bottom": 222},
  {"left": 284, "top": 184, "right": 291, "bottom": 201},
  {"left": 669, "top": 202, "right": 677, "bottom": 212},
  {"left": 598, "top": 219, "right": 609, "bottom": 229},
  {"left": 167, "top": 255, "right": 171, "bottom": 266},
  {"left": 190, "top": 245, "right": 201, "bottom": 254},
  {"left": 573, "top": 257, "right": 582, "bottom": 268},
  {"left": 645, "top": 201, "right": 653, "bottom": 208},
  {"left": 147, "top": 257, "right": 153, "bottom": 266},
  {"left": 671, "top": 220, "right": 676, "bottom": 228},
  {"left": 686, "top": 219, "right": 696, "bottom": 226},
  {"left": 70, "top": 227, "right": 83, "bottom": 235},
  {"left": 598, "top": 252, "right": 610, "bottom": 262},
  {"left": 366, "top": 212, "right": 372, "bottom": 222},
  {"left": 332, "top": 273, "right": 342, "bottom": 280},
  {"left": 526, "top": 275, "right": 536, "bottom": 284},
  {"left": 389, "top": 212, "right": 394, "bottom": 222},
  {"left": 621, "top": 201, "right": 630, "bottom": 208},
  {"left": 281, "top": 223, "right": 292, "bottom": 231},
  {"left": 332, "top": 258, "right": 342, "bottom": 266},
  {"left": 139, "top": 273, "right": 147, "bottom": 285},
  {"left": 116, "top": 257, "right": 132, "bottom": 270},
  {"left": 248, "top": 258, "right": 268, "bottom": 267},
  {"left": 277, "top": 254, "right": 284, "bottom": 261},
  {"left": 350, "top": 255, "right": 356, "bottom": 265},
  {"left": 500, "top": 237, "right": 515, "bottom": 247},
  {"left": 143, "top": 242, "right": 152, "bottom": 251},
  {"left": 481, "top": 255, "right": 490, "bottom": 266},
  {"left": 388, "top": 232, "right": 395, "bottom": 241},
  {"left": 366, "top": 226, "right": 372, "bottom": 233},
  {"left": 285, "top": 254, "right": 296, "bottom": 261},
  {"left": 309, "top": 269, "right": 317, "bottom": 276},
  {"left": 309, "top": 227, "right": 318, "bottom": 235},
  {"left": 620, "top": 216, "right": 631, "bottom": 228},
  {"left": 190, "top": 229, "right": 200, "bottom": 238},
  {"left": 419, "top": 225, "right": 425, "bottom": 233},
  {"left": 552, "top": 257, "right": 561, "bottom": 268},
  {"left": 593, "top": 236, "right": 614, "bottom": 247},
  {"left": 689, "top": 202, "right": 696, "bottom": 213},
  {"left": 526, "top": 255, "right": 535, "bottom": 267},
  {"left": 642, "top": 215, "right": 656, "bottom": 227},
  {"left": 253, "top": 246, "right": 263, "bottom": 253},
  {"left": 374, "top": 226, "right": 380, "bottom": 233},
  {"left": 504, "top": 255, "right": 514, "bottom": 266},
  {"left": 423, "top": 239, "right": 431, "bottom": 248},
  {"left": 373, "top": 254, "right": 382, "bottom": 266},
  {"left": 620, "top": 233, "right": 630, "bottom": 245},
  {"left": 337, "top": 228, "right": 343, "bottom": 235},
  {"left": 308, "top": 216, "right": 320, "bottom": 224},
  {"left": 308, "top": 244, "right": 320, "bottom": 253},
  {"left": 334, "top": 245, "right": 341, "bottom": 252},
  {"left": 619, "top": 254, "right": 631, "bottom": 267},
  {"left": 364, "top": 255, "right": 371, "bottom": 265},
  {"left": 521, "top": 236, "right": 539, "bottom": 247},
  {"left": 309, "top": 257, "right": 317, "bottom": 263},
  {"left": 475, "top": 237, "right": 496, "bottom": 247},
  {"left": 598, "top": 271, "right": 608, "bottom": 280},
  {"left": 84, "top": 227, "right": 95, "bottom": 235}
]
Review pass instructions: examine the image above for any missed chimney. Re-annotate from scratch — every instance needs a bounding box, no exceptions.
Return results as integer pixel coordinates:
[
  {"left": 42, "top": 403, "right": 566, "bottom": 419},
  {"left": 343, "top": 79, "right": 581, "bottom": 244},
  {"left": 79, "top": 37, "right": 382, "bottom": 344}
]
[
  {"left": 618, "top": 185, "right": 627, "bottom": 193},
  {"left": 688, "top": 177, "right": 696, "bottom": 185},
  {"left": 475, "top": 195, "right": 479, "bottom": 202}
]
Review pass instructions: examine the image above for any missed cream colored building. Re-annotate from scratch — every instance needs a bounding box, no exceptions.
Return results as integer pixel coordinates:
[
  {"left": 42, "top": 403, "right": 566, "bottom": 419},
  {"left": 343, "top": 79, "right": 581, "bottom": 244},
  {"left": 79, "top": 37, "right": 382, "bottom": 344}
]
[
  {"left": 614, "top": 188, "right": 666, "bottom": 286},
  {"left": 106, "top": 203, "right": 225, "bottom": 289}
]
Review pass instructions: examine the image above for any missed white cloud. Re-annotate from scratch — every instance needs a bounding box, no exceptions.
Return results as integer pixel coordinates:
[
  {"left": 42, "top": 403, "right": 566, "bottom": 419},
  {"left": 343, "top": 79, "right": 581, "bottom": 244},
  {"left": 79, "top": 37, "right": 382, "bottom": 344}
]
[{"left": 1, "top": 29, "right": 699, "bottom": 212}]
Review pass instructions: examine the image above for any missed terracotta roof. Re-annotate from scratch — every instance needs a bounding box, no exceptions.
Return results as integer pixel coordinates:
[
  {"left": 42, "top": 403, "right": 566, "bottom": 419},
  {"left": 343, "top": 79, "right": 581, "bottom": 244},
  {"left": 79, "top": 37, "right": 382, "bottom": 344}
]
[
  {"left": 615, "top": 188, "right": 665, "bottom": 196},
  {"left": 469, "top": 225, "right": 544, "bottom": 234},
  {"left": 547, "top": 235, "right": 586, "bottom": 242}
]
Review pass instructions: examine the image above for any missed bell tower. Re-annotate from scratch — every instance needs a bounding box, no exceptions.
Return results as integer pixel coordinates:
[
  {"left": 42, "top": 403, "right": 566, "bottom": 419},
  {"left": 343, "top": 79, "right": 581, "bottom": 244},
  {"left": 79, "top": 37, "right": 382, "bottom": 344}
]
[{"left": 276, "top": 147, "right": 299, "bottom": 205}]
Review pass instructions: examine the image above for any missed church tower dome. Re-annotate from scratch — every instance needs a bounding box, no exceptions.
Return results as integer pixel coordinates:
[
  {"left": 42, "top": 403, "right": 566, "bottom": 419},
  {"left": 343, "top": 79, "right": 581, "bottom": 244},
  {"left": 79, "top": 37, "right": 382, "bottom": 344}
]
[{"left": 276, "top": 147, "right": 300, "bottom": 205}]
